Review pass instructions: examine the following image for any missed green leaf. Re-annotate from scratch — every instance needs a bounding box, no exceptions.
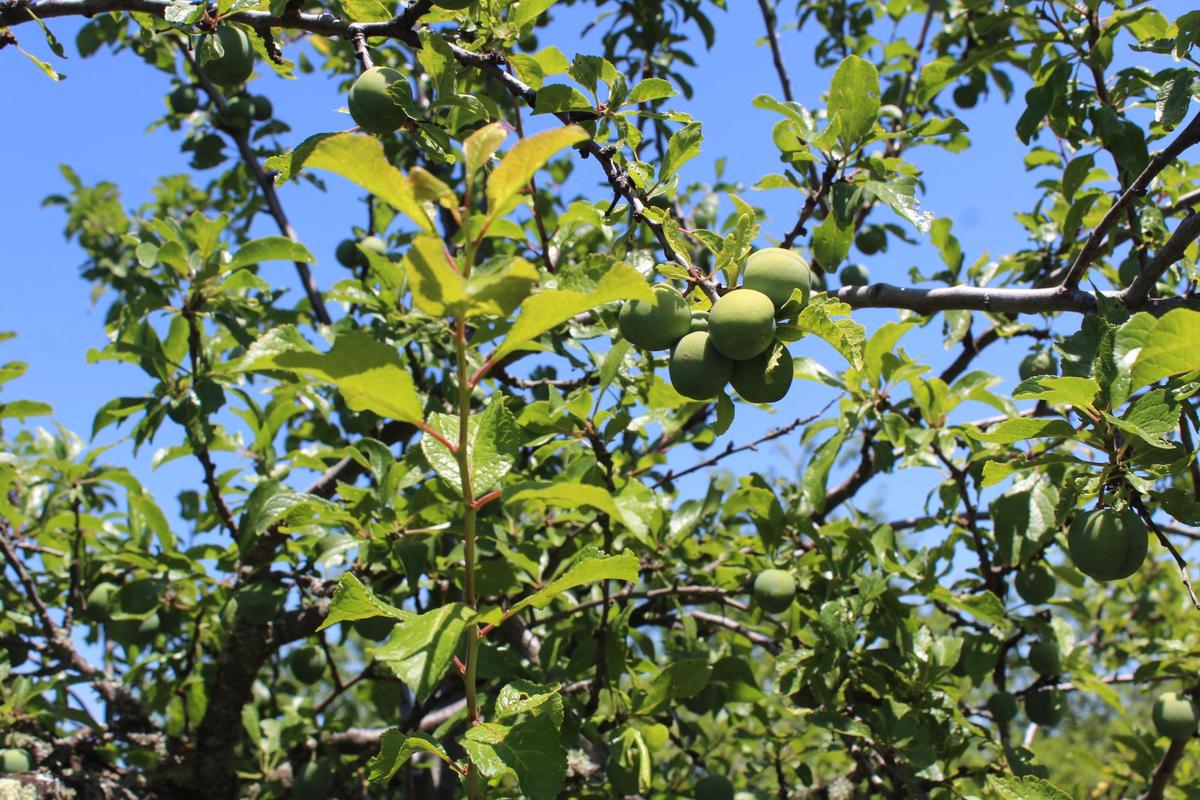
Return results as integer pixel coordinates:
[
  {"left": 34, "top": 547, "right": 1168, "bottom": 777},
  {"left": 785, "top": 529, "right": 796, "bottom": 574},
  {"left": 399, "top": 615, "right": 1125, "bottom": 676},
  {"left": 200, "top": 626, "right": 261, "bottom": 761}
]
[
  {"left": 419, "top": 399, "right": 519, "bottom": 496},
  {"left": 403, "top": 235, "right": 467, "bottom": 316},
  {"left": 510, "top": 0, "right": 559, "bottom": 28},
  {"left": 784, "top": 295, "right": 866, "bottom": 370},
  {"left": 319, "top": 573, "right": 411, "bottom": 632},
  {"left": 266, "top": 133, "right": 433, "bottom": 233},
  {"left": 1102, "top": 389, "right": 1181, "bottom": 449},
  {"left": 462, "top": 714, "right": 567, "bottom": 800},
  {"left": 861, "top": 177, "right": 934, "bottom": 234},
  {"left": 368, "top": 731, "right": 453, "bottom": 784},
  {"left": 1012, "top": 376, "right": 1100, "bottom": 409},
  {"left": 1129, "top": 309, "right": 1200, "bottom": 391},
  {"left": 495, "top": 681, "right": 564, "bottom": 725},
  {"left": 966, "top": 418, "right": 1078, "bottom": 445},
  {"left": 636, "top": 658, "right": 711, "bottom": 714},
  {"left": 987, "top": 775, "right": 1073, "bottom": 800},
  {"left": 812, "top": 213, "right": 853, "bottom": 271},
  {"left": 828, "top": 55, "right": 880, "bottom": 151},
  {"left": 341, "top": 0, "right": 392, "bottom": 22},
  {"left": 626, "top": 78, "right": 677, "bottom": 105},
  {"left": 476, "top": 549, "right": 639, "bottom": 625},
  {"left": 373, "top": 603, "right": 473, "bottom": 702},
  {"left": 464, "top": 122, "right": 508, "bottom": 177},
  {"left": 533, "top": 84, "right": 593, "bottom": 114},
  {"left": 465, "top": 258, "right": 540, "bottom": 318},
  {"left": 17, "top": 44, "right": 64, "bottom": 81},
  {"left": 242, "top": 327, "right": 424, "bottom": 425},
  {"left": 493, "top": 262, "right": 652, "bottom": 360},
  {"left": 487, "top": 126, "right": 590, "bottom": 216},
  {"left": 928, "top": 587, "right": 1008, "bottom": 627},
  {"left": 659, "top": 122, "right": 704, "bottom": 182},
  {"left": 0, "top": 400, "right": 53, "bottom": 420},
  {"left": 226, "top": 237, "right": 315, "bottom": 271}
]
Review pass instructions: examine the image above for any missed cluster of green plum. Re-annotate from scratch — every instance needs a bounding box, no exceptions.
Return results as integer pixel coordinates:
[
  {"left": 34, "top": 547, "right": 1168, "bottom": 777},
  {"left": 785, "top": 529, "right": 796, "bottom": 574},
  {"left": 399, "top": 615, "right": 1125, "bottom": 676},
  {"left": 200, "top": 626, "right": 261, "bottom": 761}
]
[
  {"left": 168, "top": 84, "right": 272, "bottom": 128},
  {"left": 618, "top": 248, "right": 813, "bottom": 403}
]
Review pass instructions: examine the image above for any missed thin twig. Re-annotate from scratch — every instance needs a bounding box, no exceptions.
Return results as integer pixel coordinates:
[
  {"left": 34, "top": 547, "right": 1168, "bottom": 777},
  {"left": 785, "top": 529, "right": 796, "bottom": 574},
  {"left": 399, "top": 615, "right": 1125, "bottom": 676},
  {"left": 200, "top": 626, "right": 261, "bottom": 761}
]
[{"left": 1132, "top": 496, "right": 1200, "bottom": 611}]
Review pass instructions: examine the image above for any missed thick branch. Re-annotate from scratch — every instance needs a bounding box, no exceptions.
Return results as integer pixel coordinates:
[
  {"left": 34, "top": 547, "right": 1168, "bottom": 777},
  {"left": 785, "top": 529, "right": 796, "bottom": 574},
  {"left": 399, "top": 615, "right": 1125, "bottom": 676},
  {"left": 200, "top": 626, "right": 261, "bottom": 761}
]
[
  {"left": 1119, "top": 212, "right": 1200, "bottom": 306},
  {"left": 1140, "top": 738, "right": 1188, "bottom": 800},
  {"left": 836, "top": 282, "right": 1196, "bottom": 316}
]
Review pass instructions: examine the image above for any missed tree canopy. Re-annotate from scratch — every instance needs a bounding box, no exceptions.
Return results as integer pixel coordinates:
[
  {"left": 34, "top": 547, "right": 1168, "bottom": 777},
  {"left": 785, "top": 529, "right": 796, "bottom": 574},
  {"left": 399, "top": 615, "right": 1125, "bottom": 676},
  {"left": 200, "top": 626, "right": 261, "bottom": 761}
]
[{"left": 1, "top": 0, "right": 1200, "bottom": 798}]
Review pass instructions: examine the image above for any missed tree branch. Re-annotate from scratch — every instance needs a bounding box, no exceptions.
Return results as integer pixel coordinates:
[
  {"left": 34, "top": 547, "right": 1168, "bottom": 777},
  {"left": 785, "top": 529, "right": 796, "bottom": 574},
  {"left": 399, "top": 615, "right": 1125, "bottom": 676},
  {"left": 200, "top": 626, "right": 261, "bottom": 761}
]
[
  {"left": 1119, "top": 211, "right": 1200, "bottom": 306},
  {"left": 1131, "top": 496, "right": 1200, "bottom": 612},
  {"left": 836, "top": 282, "right": 1196, "bottom": 316}
]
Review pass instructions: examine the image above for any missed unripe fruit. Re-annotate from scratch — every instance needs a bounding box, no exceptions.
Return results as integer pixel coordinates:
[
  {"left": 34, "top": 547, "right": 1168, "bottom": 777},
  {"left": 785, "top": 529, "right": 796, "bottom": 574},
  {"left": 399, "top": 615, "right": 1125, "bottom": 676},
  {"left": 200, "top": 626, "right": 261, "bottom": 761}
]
[
  {"left": 169, "top": 86, "right": 199, "bottom": 115},
  {"left": 731, "top": 342, "right": 793, "bottom": 404},
  {"left": 669, "top": 332, "right": 732, "bottom": 400},
  {"left": 1014, "top": 565, "right": 1056, "bottom": 605},
  {"left": 251, "top": 95, "right": 273, "bottom": 121},
  {"left": 1028, "top": 640, "right": 1061, "bottom": 677},
  {"left": 336, "top": 239, "right": 362, "bottom": 268},
  {"left": 203, "top": 26, "right": 254, "bottom": 87},
  {"left": 689, "top": 309, "right": 709, "bottom": 333},
  {"left": 695, "top": 775, "right": 735, "bottom": 800},
  {"left": 217, "top": 95, "right": 254, "bottom": 131},
  {"left": 293, "top": 760, "right": 335, "bottom": 800},
  {"left": 6, "top": 642, "right": 27, "bottom": 668},
  {"left": 953, "top": 84, "right": 978, "bottom": 108},
  {"left": 288, "top": 644, "right": 327, "bottom": 685},
  {"left": 741, "top": 247, "right": 812, "bottom": 315},
  {"left": 355, "top": 616, "right": 396, "bottom": 641},
  {"left": 753, "top": 569, "right": 796, "bottom": 614},
  {"left": 986, "top": 691, "right": 1018, "bottom": 725},
  {"left": 1152, "top": 692, "right": 1198, "bottom": 741},
  {"left": 118, "top": 578, "right": 162, "bottom": 616},
  {"left": 349, "top": 67, "right": 409, "bottom": 136},
  {"left": 0, "top": 749, "right": 31, "bottom": 774},
  {"left": 708, "top": 290, "right": 776, "bottom": 361},
  {"left": 618, "top": 284, "right": 692, "bottom": 350},
  {"left": 855, "top": 226, "right": 886, "bottom": 255},
  {"left": 839, "top": 263, "right": 870, "bottom": 287},
  {"left": 1018, "top": 351, "right": 1058, "bottom": 381},
  {"left": 86, "top": 582, "right": 119, "bottom": 617},
  {"left": 1025, "top": 689, "right": 1065, "bottom": 726},
  {"left": 1067, "top": 508, "right": 1148, "bottom": 582}
]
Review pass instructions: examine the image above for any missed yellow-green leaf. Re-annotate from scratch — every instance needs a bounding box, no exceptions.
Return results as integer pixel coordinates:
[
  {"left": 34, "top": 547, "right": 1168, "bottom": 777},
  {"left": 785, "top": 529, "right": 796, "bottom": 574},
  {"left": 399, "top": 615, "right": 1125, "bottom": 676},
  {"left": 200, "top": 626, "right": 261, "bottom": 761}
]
[{"left": 486, "top": 126, "right": 590, "bottom": 216}]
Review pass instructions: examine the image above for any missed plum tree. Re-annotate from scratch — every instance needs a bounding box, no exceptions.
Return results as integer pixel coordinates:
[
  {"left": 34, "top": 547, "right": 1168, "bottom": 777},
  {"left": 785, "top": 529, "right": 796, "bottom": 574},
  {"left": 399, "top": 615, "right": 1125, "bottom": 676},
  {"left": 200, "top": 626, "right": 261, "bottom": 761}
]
[
  {"left": 1025, "top": 689, "right": 1066, "bottom": 727},
  {"left": 201, "top": 25, "right": 254, "bottom": 87},
  {"left": 730, "top": 342, "right": 793, "bottom": 403},
  {"left": 1067, "top": 508, "right": 1149, "bottom": 582},
  {"left": 1028, "top": 639, "right": 1062, "bottom": 676},
  {"left": 348, "top": 67, "right": 410, "bottom": 136},
  {"left": 695, "top": 774, "right": 735, "bottom": 800},
  {"left": 168, "top": 85, "right": 198, "bottom": 115},
  {"left": 0, "top": 749, "right": 30, "bottom": 774},
  {"left": 753, "top": 569, "right": 796, "bottom": 614},
  {"left": 740, "top": 247, "right": 812, "bottom": 315},
  {"left": 839, "top": 263, "right": 869, "bottom": 286},
  {"left": 986, "top": 692, "right": 1018, "bottom": 725},
  {"left": 288, "top": 644, "right": 327, "bottom": 685},
  {"left": 1018, "top": 350, "right": 1058, "bottom": 381},
  {"left": 1152, "top": 692, "right": 1198, "bottom": 741},
  {"left": 1014, "top": 565, "right": 1056, "bottom": 605},
  {"left": 708, "top": 289, "right": 776, "bottom": 361},
  {"left": 669, "top": 332, "right": 732, "bottom": 400},
  {"left": 618, "top": 283, "right": 692, "bottom": 350}
]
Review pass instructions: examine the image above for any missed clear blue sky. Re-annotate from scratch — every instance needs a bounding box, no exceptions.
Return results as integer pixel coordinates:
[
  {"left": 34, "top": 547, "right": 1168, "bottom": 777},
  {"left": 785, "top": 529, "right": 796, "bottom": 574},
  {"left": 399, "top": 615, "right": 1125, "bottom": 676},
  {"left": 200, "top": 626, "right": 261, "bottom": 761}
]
[{"left": 0, "top": 2, "right": 1188, "bottom": 536}]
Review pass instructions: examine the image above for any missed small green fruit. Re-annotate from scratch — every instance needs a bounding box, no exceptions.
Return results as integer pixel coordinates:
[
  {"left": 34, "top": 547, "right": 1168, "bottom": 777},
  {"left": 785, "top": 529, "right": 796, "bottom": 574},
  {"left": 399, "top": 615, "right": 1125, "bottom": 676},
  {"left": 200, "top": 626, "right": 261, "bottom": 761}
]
[
  {"left": 336, "top": 239, "right": 363, "bottom": 268},
  {"left": 689, "top": 309, "right": 709, "bottom": 333},
  {"left": 251, "top": 95, "right": 273, "bottom": 121},
  {"left": 1014, "top": 565, "right": 1056, "bottom": 605},
  {"left": 1018, "top": 351, "right": 1057, "bottom": 381},
  {"left": 86, "top": 582, "right": 119, "bottom": 618},
  {"left": 0, "top": 749, "right": 31, "bottom": 774},
  {"left": 855, "top": 226, "right": 886, "bottom": 255},
  {"left": 1067, "top": 508, "right": 1148, "bottom": 582},
  {"left": 839, "top": 263, "right": 870, "bottom": 287},
  {"left": 618, "top": 284, "right": 692, "bottom": 350},
  {"left": 217, "top": 95, "right": 254, "bottom": 131},
  {"left": 5, "top": 642, "right": 28, "bottom": 668},
  {"left": 1025, "top": 689, "right": 1065, "bottom": 726},
  {"left": 987, "top": 691, "right": 1018, "bottom": 725},
  {"left": 288, "top": 644, "right": 327, "bottom": 685},
  {"left": 752, "top": 569, "right": 795, "bottom": 615},
  {"left": 695, "top": 774, "right": 735, "bottom": 800},
  {"left": 203, "top": 25, "right": 254, "bottom": 86},
  {"left": 169, "top": 86, "right": 199, "bottom": 115},
  {"left": 1028, "top": 640, "right": 1061, "bottom": 677},
  {"left": 1152, "top": 692, "right": 1198, "bottom": 741},
  {"left": 669, "top": 332, "right": 733, "bottom": 400},
  {"left": 293, "top": 760, "right": 335, "bottom": 800},
  {"left": 349, "top": 67, "right": 408, "bottom": 136},
  {"left": 731, "top": 342, "right": 793, "bottom": 404},
  {"left": 953, "top": 83, "right": 978, "bottom": 108},
  {"left": 741, "top": 247, "right": 812, "bottom": 315},
  {"left": 355, "top": 616, "right": 396, "bottom": 641},
  {"left": 708, "top": 289, "right": 776, "bottom": 361}
]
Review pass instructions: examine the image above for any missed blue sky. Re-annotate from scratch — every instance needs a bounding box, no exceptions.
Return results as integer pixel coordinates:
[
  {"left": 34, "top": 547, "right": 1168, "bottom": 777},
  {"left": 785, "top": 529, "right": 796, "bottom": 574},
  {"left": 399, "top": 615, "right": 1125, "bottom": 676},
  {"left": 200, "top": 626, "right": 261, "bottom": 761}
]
[{"left": 0, "top": 1, "right": 1190, "bottom": 541}]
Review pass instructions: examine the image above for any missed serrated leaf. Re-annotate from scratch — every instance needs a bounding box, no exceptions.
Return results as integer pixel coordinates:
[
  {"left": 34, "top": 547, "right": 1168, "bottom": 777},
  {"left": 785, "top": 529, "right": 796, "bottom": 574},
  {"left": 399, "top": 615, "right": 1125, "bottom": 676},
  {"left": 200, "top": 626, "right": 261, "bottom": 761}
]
[
  {"left": 241, "top": 327, "right": 424, "bottom": 424},
  {"left": 464, "top": 121, "right": 508, "bottom": 176},
  {"left": 627, "top": 78, "right": 677, "bottom": 105},
  {"left": 465, "top": 258, "right": 540, "bottom": 318},
  {"left": 659, "top": 121, "right": 703, "bottom": 182},
  {"left": 462, "top": 714, "right": 566, "bottom": 800},
  {"left": 1012, "top": 376, "right": 1099, "bottom": 409},
  {"left": 226, "top": 237, "right": 315, "bottom": 272},
  {"left": 487, "top": 126, "right": 589, "bottom": 216},
  {"left": 368, "top": 731, "right": 452, "bottom": 784},
  {"left": 788, "top": 295, "right": 865, "bottom": 369},
  {"left": 420, "top": 398, "right": 519, "bottom": 496},
  {"left": 493, "top": 262, "right": 651, "bottom": 360},
  {"left": 373, "top": 603, "right": 472, "bottom": 702},
  {"left": 495, "top": 681, "right": 563, "bottom": 726},
  {"left": 966, "top": 418, "right": 1079, "bottom": 445},
  {"left": 1128, "top": 309, "right": 1200, "bottom": 392},
  {"left": 266, "top": 133, "right": 433, "bottom": 233},
  {"left": 861, "top": 177, "right": 934, "bottom": 234},
  {"left": 636, "top": 658, "right": 711, "bottom": 714},
  {"left": 929, "top": 586, "right": 1007, "bottom": 627},
  {"left": 0, "top": 400, "right": 53, "bottom": 420},
  {"left": 403, "top": 235, "right": 466, "bottom": 316},
  {"left": 1102, "top": 389, "right": 1181, "bottom": 449},
  {"left": 828, "top": 55, "right": 880, "bottom": 151},
  {"left": 510, "top": 0, "right": 559, "bottom": 27},
  {"left": 987, "top": 775, "right": 1073, "bottom": 800},
  {"left": 475, "top": 549, "right": 639, "bottom": 625},
  {"left": 319, "top": 573, "right": 411, "bottom": 632}
]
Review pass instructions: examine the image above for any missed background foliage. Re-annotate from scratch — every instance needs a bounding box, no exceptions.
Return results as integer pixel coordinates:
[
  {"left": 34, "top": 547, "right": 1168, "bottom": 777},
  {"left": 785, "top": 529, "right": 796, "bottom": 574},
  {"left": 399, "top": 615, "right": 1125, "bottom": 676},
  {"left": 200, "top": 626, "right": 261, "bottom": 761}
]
[{"left": 2, "top": 0, "right": 1200, "bottom": 798}]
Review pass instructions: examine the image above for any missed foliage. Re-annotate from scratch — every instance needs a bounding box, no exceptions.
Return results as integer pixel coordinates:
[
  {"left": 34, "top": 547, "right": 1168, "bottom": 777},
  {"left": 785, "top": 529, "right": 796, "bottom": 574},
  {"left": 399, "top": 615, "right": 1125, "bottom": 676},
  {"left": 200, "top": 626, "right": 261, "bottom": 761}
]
[{"left": 2, "top": 0, "right": 1200, "bottom": 798}]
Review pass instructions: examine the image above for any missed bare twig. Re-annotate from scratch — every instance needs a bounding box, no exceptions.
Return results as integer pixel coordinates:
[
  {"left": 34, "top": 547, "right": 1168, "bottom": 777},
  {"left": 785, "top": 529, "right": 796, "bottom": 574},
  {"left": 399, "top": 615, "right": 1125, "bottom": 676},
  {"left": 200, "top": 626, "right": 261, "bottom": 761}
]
[{"left": 1131, "top": 496, "right": 1200, "bottom": 611}]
